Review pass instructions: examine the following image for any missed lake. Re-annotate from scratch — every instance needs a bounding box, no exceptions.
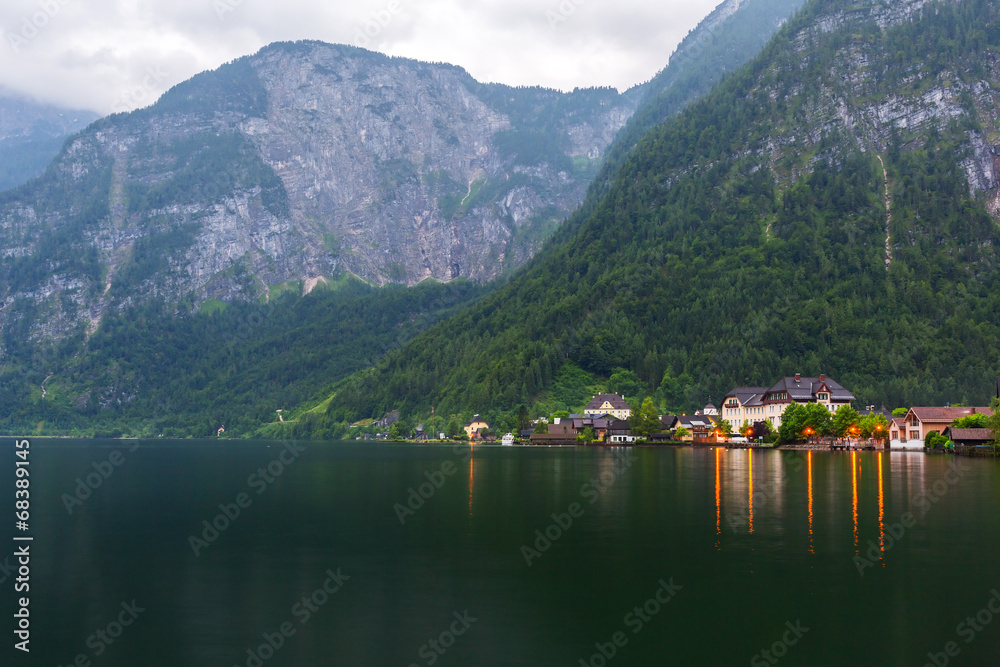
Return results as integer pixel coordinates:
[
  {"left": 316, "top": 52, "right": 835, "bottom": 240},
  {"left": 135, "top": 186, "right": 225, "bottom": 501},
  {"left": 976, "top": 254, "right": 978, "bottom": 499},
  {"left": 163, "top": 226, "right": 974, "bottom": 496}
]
[{"left": 5, "top": 440, "right": 1000, "bottom": 666}]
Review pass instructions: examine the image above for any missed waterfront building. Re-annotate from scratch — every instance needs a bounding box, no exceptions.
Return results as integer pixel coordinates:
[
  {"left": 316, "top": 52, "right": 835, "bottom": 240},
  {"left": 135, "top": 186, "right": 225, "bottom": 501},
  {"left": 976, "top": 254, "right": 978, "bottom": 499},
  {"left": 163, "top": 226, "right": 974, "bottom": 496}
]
[
  {"left": 584, "top": 394, "right": 632, "bottom": 420},
  {"left": 721, "top": 387, "right": 769, "bottom": 428},
  {"left": 899, "top": 406, "right": 994, "bottom": 443},
  {"left": 464, "top": 415, "right": 490, "bottom": 439}
]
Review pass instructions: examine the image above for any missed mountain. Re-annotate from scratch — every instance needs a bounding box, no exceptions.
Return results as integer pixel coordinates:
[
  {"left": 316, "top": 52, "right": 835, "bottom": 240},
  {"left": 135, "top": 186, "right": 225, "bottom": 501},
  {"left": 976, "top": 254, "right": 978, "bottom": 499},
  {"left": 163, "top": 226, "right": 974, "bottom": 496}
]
[
  {"left": 0, "top": 41, "right": 643, "bottom": 344},
  {"left": 0, "top": 0, "right": 817, "bottom": 437},
  {"left": 0, "top": 93, "right": 98, "bottom": 191},
  {"left": 309, "top": 0, "right": 1000, "bottom": 435}
]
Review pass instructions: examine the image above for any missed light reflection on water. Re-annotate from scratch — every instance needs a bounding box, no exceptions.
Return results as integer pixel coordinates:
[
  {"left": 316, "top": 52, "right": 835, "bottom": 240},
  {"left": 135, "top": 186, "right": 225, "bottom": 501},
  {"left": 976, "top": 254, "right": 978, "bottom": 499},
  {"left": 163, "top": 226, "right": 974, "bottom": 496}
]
[{"left": 11, "top": 440, "right": 998, "bottom": 666}]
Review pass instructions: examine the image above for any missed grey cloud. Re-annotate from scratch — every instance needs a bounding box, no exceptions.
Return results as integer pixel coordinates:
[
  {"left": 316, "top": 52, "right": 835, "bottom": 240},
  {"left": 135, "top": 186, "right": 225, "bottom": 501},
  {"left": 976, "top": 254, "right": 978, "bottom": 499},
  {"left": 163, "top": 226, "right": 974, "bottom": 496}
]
[{"left": 0, "top": 0, "right": 722, "bottom": 114}]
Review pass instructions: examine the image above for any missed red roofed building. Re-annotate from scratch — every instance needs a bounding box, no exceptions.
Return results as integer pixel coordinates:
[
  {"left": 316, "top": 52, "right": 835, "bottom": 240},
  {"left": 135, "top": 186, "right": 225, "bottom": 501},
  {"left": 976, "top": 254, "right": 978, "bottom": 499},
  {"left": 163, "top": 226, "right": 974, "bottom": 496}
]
[{"left": 900, "top": 406, "right": 994, "bottom": 443}]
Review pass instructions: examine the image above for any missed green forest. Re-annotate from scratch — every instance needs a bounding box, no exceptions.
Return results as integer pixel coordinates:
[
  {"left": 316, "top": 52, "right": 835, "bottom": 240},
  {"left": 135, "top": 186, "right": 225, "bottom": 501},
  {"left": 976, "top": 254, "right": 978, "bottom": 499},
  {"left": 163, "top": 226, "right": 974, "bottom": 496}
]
[
  {"left": 3, "top": 0, "right": 1000, "bottom": 441},
  {"left": 292, "top": 0, "right": 1000, "bottom": 436},
  {"left": 0, "top": 277, "right": 484, "bottom": 437}
]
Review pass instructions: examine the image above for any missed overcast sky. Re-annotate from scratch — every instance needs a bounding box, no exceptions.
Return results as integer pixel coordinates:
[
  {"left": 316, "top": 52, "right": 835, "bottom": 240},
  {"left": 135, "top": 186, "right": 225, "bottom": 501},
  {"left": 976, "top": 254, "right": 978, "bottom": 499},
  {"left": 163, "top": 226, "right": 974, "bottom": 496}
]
[{"left": 0, "top": 0, "right": 722, "bottom": 115}]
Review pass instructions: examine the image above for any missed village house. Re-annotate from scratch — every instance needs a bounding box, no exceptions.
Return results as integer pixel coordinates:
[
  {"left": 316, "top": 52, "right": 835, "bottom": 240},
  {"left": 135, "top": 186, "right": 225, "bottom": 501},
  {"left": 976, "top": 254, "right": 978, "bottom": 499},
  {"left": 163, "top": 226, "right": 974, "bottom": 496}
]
[
  {"left": 898, "top": 406, "right": 994, "bottom": 444},
  {"left": 888, "top": 417, "right": 918, "bottom": 450},
  {"left": 721, "top": 387, "right": 769, "bottom": 428},
  {"left": 670, "top": 414, "right": 718, "bottom": 442},
  {"left": 584, "top": 394, "right": 632, "bottom": 420},
  {"left": 942, "top": 427, "right": 995, "bottom": 448},
  {"left": 606, "top": 419, "right": 635, "bottom": 444},
  {"left": 761, "top": 374, "right": 855, "bottom": 428},
  {"left": 464, "top": 415, "right": 490, "bottom": 440},
  {"left": 530, "top": 422, "right": 581, "bottom": 445}
]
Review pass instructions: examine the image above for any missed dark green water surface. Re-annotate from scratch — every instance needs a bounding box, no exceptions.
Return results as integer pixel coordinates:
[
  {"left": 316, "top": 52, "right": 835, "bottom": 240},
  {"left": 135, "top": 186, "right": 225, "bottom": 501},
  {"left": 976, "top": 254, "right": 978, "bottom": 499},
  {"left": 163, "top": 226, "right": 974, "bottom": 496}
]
[{"left": 4, "top": 440, "right": 1000, "bottom": 666}]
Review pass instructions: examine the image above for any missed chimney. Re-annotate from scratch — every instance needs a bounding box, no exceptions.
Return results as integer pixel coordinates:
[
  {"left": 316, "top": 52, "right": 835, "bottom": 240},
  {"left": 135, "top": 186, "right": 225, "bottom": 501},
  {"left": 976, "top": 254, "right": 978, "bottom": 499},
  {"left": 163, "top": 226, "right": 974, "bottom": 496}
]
[
  {"left": 819, "top": 374, "right": 825, "bottom": 382},
  {"left": 794, "top": 373, "right": 801, "bottom": 382}
]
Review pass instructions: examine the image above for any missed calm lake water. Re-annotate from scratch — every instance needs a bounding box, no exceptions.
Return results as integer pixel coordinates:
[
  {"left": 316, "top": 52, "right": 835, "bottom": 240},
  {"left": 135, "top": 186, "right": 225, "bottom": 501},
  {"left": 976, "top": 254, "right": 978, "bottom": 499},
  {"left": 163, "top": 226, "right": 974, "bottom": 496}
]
[{"left": 4, "top": 439, "right": 1000, "bottom": 666}]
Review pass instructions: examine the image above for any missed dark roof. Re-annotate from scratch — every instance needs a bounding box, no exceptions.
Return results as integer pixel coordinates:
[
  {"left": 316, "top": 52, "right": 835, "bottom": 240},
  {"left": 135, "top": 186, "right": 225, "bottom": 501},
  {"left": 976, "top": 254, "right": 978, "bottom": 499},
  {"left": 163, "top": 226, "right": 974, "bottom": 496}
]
[
  {"left": 585, "top": 394, "right": 630, "bottom": 411},
  {"left": 570, "top": 418, "right": 610, "bottom": 430},
  {"left": 765, "top": 376, "right": 855, "bottom": 402},
  {"left": 607, "top": 419, "right": 632, "bottom": 434},
  {"left": 724, "top": 387, "right": 769, "bottom": 407},
  {"left": 673, "top": 415, "right": 717, "bottom": 429},
  {"left": 908, "top": 407, "right": 994, "bottom": 423},
  {"left": 660, "top": 415, "right": 676, "bottom": 427},
  {"left": 942, "top": 428, "right": 995, "bottom": 442}
]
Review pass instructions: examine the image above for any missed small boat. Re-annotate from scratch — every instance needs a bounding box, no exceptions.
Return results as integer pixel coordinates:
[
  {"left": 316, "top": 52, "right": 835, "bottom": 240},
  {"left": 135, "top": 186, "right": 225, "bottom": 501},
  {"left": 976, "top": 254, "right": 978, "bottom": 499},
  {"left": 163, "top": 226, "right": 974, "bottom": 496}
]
[{"left": 502, "top": 433, "right": 515, "bottom": 446}]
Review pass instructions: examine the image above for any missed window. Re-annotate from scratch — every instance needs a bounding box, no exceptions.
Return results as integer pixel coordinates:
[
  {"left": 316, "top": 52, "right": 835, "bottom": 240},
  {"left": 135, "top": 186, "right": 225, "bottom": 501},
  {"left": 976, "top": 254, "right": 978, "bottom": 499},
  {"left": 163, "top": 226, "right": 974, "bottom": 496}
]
[{"left": 910, "top": 430, "right": 920, "bottom": 440}]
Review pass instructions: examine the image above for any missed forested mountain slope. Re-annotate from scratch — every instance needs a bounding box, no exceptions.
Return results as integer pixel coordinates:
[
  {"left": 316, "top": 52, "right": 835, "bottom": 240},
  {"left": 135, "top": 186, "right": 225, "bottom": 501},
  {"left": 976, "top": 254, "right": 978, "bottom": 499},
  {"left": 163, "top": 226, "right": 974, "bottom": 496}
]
[
  {"left": 0, "top": 0, "right": 806, "bottom": 437},
  {"left": 317, "top": 0, "right": 1000, "bottom": 432}
]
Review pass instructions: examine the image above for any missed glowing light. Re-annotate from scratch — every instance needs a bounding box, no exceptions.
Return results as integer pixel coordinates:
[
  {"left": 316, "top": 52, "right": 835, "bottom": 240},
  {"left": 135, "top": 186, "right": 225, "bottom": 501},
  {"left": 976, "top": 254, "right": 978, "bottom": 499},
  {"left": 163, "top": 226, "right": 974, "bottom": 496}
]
[
  {"left": 808, "top": 450, "right": 814, "bottom": 554},
  {"left": 748, "top": 449, "right": 754, "bottom": 535},
  {"left": 852, "top": 451, "right": 858, "bottom": 553},
  {"left": 878, "top": 452, "right": 885, "bottom": 554},
  {"left": 715, "top": 447, "right": 721, "bottom": 547}
]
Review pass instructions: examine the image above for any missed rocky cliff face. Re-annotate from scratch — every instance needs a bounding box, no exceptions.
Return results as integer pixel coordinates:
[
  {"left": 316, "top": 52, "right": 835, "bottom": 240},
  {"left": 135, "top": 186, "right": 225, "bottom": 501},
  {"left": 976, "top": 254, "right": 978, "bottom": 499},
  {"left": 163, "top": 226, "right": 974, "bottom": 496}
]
[
  {"left": 0, "top": 41, "right": 642, "bottom": 341},
  {"left": 0, "top": 93, "right": 98, "bottom": 191},
  {"left": 753, "top": 0, "right": 999, "bottom": 200}
]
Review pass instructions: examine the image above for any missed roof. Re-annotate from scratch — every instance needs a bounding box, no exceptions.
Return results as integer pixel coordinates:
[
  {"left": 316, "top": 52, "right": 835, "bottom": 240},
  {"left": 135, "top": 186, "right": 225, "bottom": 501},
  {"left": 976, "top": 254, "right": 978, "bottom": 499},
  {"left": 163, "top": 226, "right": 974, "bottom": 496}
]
[
  {"left": 704, "top": 403, "right": 717, "bottom": 410},
  {"left": 942, "top": 428, "right": 995, "bottom": 442},
  {"left": 724, "top": 387, "right": 769, "bottom": 407},
  {"left": 765, "top": 376, "right": 855, "bottom": 402},
  {"left": 585, "top": 394, "right": 630, "bottom": 411},
  {"left": 907, "top": 407, "right": 994, "bottom": 423},
  {"left": 674, "top": 415, "right": 717, "bottom": 429},
  {"left": 570, "top": 418, "right": 610, "bottom": 430}
]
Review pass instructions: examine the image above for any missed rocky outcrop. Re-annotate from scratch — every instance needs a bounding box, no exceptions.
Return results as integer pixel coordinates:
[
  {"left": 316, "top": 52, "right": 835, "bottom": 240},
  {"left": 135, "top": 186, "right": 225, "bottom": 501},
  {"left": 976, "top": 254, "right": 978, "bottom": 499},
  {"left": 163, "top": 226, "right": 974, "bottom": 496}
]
[{"left": 0, "top": 42, "right": 642, "bottom": 342}]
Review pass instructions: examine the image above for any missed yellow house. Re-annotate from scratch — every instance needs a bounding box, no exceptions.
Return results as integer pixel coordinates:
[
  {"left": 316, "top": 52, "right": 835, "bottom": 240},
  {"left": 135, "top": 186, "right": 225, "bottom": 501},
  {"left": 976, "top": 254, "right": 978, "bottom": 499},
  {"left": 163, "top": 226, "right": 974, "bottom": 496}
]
[
  {"left": 584, "top": 394, "right": 631, "bottom": 420},
  {"left": 464, "top": 415, "right": 490, "bottom": 439}
]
